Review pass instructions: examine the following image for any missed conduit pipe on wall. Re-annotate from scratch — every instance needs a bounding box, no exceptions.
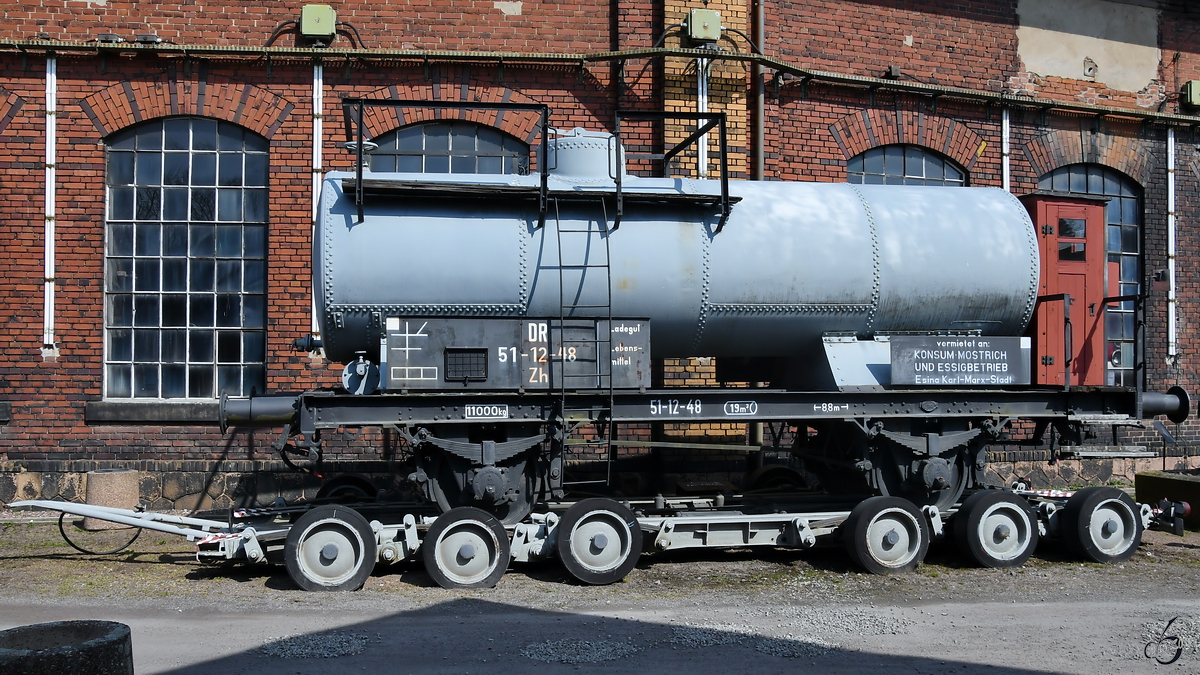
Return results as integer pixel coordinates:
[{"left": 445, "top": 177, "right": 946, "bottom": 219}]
[
  {"left": 1001, "top": 108, "right": 1010, "bottom": 193},
  {"left": 751, "top": 0, "right": 764, "bottom": 181},
  {"left": 310, "top": 61, "right": 324, "bottom": 344},
  {"left": 42, "top": 55, "right": 58, "bottom": 360},
  {"left": 1167, "top": 127, "right": 1177, "bottom": 366},
  {"left": 697, "top": 57, "right": 709, "bottom": 178}
]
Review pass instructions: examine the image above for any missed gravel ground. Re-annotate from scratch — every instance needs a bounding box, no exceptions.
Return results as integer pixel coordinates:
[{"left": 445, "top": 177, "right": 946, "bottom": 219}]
[{"left": 0, "top": 508, "right": 1198, "bottom": 674}]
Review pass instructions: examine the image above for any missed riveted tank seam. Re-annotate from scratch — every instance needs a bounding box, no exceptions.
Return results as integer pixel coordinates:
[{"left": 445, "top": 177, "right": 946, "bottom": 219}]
[
  {"left": 691, "top": 218, "right": 713, "bottom": 353},
  {"left": 707, "top": 303, "right": 873, "bottom": 314},
  {"left": 519, "top": 211, "right": 529, "bottom": 314},
  {"left": 1000, "top": 188, "right": 1041, "bottom": 331},
  {"left": 846, "top": 184, "right": 882, "bottom": 333}
]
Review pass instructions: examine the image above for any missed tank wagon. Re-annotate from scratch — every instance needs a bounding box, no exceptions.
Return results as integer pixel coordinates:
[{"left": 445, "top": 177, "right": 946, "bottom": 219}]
[{"left": 209, "top": 99, "right": 1189, "bottom": 590}]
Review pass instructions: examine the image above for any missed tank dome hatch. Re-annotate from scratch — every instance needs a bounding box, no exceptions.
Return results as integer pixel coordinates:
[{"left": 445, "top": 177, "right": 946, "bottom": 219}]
[{"left": 546, "top": 128, "right": 627, "bottom": 182}]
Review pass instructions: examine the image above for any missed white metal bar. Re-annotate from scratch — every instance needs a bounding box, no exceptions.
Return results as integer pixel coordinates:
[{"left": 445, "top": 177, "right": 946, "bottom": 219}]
[
  {"left": 310, "top": 62, "right": 324, "bottom": 339},
  {"left": 8, "top": 500, "right": 231, "bottom": 540},
  {"left": 42, "top": 56, "right": 57, "bottom": 357},
  {"left": 697, "top": 57, "right": 709, "bottom": 178},
  {"left": 1001, "top": 107, "right": 1011, "bottom": 193},
  {"left": 1167, "top": 127, "right": 1177, "bottom": 365}
]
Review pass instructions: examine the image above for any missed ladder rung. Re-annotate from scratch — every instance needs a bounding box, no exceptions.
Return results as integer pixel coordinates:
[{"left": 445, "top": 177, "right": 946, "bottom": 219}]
[
  {"left": 559, "top": 264, "right": 611, "bottom": 269},
  {"left": 561, "top": 303, "right": 611, "bottom": 309}
]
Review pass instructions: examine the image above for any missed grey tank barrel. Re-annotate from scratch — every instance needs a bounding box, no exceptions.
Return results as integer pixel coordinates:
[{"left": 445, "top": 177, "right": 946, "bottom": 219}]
[
  {"left": 219, "top": 393, "right": 300, "bottom": 432},
  {"left": 1141, "top": 386, "right": 1190, "bottom": 424}
]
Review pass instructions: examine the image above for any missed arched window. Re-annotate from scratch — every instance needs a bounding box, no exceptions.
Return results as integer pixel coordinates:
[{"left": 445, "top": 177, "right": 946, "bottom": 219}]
[
  {"left": 368, "top": 122, "right": 529, "bottom": 174},
  {"left": 105, "top": 118, "right": 268, "bottom": 399},
  {"left": 1039, "top": 164, "right": 1142, "bottom": 387},
  {"left": 847, "top": 145, "right": 966, "bottom": 186}
]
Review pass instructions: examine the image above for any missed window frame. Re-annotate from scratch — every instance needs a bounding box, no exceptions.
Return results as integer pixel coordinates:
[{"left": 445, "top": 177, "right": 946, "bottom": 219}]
[
  {"left": 367, "top": 121, "right": 530, "bottom": 175},
  {"left": 103, "top": 117, "right": 270, "bottom": 402},
  {"left": 846, "top": 144, "right": 967, "bottom": 186}
]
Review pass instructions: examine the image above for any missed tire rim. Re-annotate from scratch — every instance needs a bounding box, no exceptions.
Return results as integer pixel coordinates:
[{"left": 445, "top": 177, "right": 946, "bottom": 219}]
[
  {"left": 432, "top": 519, "right": 501, "bottom": 585},
  {"left": 294, "top": 518, "right": 366, "bottom": 587},
  {"left": 975, "top": 502, "right": 1032, "bottom": 562},
  {"left": 864, "top": 507, "right": 921, "bottom": 569},
  {"left": 1087, "top": 498, "right": 1138, "bottom": 557},
  {"left": 568, "top": 510, "right": 631, "bottom": 574}
]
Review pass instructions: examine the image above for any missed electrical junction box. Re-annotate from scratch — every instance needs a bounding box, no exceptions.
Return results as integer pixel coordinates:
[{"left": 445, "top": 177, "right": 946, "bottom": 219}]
[
  {"left": 688, "top": 9, "right": 722, "bottom": 43},
  {"left": 301, "top": 4, "right": 337, "bottom": 40},
  {"left": 1183, "top": 80, "right": 1200, "bottom": 107}
]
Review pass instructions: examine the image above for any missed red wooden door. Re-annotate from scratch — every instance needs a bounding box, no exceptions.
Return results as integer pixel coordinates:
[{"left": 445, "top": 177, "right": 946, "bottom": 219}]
[{"left": 1021, "top": 195, "right": 1109, "bottom": 386}]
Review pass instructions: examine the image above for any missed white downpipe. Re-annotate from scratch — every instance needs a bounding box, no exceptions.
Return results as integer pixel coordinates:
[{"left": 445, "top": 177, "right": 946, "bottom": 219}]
[
  {"left": 1001, "top": 108, "right": 1011, "bottom": 193},
  {"left": 310, "top": 62, "right": 324, "bottom": 340},
  {"left": 1167, "top": 127, "right": 1177, "bottom": 365},
  {"left": 42, "top": 56, "right": 58, "bottom": 359},
  {"left": 697, "top": 58, "right": 709, "bottom": 178}
]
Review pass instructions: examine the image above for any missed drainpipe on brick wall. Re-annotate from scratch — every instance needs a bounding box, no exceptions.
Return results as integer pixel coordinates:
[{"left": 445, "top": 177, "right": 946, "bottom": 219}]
[
  {"left": 41, "top": 55, "right": 58, "bottom": 361},
  {"left": 309, "top": 61, "right": 324, "bottom": 349},
  {"left": 751, "top": 0, "right": 764, "bottom": 181},
  {"left": 697, "top": 56, "right": 709, "bottom": 178},
  {"left": 1001, "top": 107, "right": 1011, "bottom": 193},
  {"left": 1167, "top": 127, "right": 1178, "bottom": 366}
]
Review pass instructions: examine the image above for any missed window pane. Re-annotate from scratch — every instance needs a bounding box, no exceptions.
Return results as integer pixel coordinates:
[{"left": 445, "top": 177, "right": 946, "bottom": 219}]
[
  {"left": 216, "top": 226, "right": 241, "bottom": 257},
  {"left": 134, "top": 329, "right": 159, "bottom": 361},
  {"left": 1087, "top": 166, "right": 1104, "bottom": 194},
  {"left": 190, "top": 224, "right": 215, "bottom": 257},
  {"left": 109, "top": 223, "right": 133, "bottom": 256},
  {"left": 1121, "top": 198, "right": 1138, "bottom": 225},
  {"left": 478, "top": 156, "right": 502, "bottom": 174},
  {"left": 109, "top": 329, "right": 132, "bottom": 361},
  {"left": 188, "top": 366, "right": 214, "bottom": 398},
  {"left": 163, "top": 153, "right": 189, "bottom": 185},
  {"left": 450, "top": 155, "right": 474, "bottom": 173},
  {"left": 218, "top": 122, "right": 243, "bottom": 151},
  {"left": 135, "top": 223, "right": 161, "bottom": 256},
  {"left": 243, "top": 365, "right": 265, "bottom": 396},
  {"left": 192, "top": 120, "right": 217, "bottom": 150},
  {"left": 244, "top": 133, "right": 268, "bottom": 153},
  {"left": 161, "top": 329, "right": 187, "bottom": 362},
  {"left": 216, "top": 260, "right": 241, "bottom": 291},
  {"left": 1121, "top": 226, "right": 1138, "bottom": 253},
  {"left": 163, "top": 119, "right": 190, "bottom": 150},
  {"left": 162, "top": 364, "right": 186, "bottom": 398},
  {"left": 136, "top": 123, "right": 162, "bottom": 150},
  {"left": 217, "top": 189, "right": 242, "bottom": 221},
  {"left": 135, "top": 188, "right": 161, "bottom": 220},
  {"left": 133, "top": 295, "right": 159, "bottom": 325},
  {"left": 219, "top": 154, "right": 243, "bottom": 186},
  {"left": 189, "top": 295, "right": 214, "bottom": 326},
  {"left": 1069, "top": 166, "right": 1087, "bottom": 192},
  {"left": 243, "top": 261, "right": 265, "bottom": 293},
  {"left": 244, "top": 154, "right": 268, "bottom": 186},
  {"left": 216, "top": 295, "right": 241, "bottom": 327},
  {"left": 217, "top": 331, "right": 241, "bottom": 363},
  {"left": 425, "top": 155, "right": 449, "bottom": 173},
  {"left": 192, "top": 154, "right": 216, "bottom": 185},
  {"left": 244, "top": 226, "right": 266, "bottom": 258},
  {"left": 191, "top": 189, "right": 216, "bottom": 221},
  {"left": 135, "top": 153, "right": 161, "bottom": 186},
  {"left": 424, "top": 124, "right": 451, "bottom": 152},
  {"left": 109, "top": 188, "right": 134, "bottom": 220},
  {"left": 397, "top": 155, "right": 421, "bottom": 172},
  {"left": 110, "top": 152, "right": 134, "bottom": 185},
  {"left": 108, "top": 294, "right": 132, "bottom": 326},
  {"left": 107, "top": 258, "right": 133, "bottom": 292},
  {"left": 217, "top": 365, "right": 241, "bottom": 395},
  {"left": 163, "top": 189, "right": 189, "bottom": 220},
  {"left": 243, "top": 332, "right": 265, "bottom": 362},
  {"left": 864, "top": 149, "right": 884, "bottom": 174},
  {"left": 244, "top": 189, "right": 267, "bottom": 222},
  {"left": 189, "top": 330, "right": 214, "bottom": 362},
  {"left": 190, "top": 259, "right": 214, "bottom": 291},
  {"left": 133, "top": 363, "right": 158, "bottom": 397},
  {"left": 108, "top": 365, "right": 132, "bottom": 398},
  {"left": 134, "top": 259, "right": 160, "bottom": 291},
  {"left": 162, "top": 294, "right": 187, "bottom": 326},
  {"left": 163, "top": 224, "right": 188, "bottom": 256},
  {"left": 243, "top": 295, "right": 265, "bottom": 327}
]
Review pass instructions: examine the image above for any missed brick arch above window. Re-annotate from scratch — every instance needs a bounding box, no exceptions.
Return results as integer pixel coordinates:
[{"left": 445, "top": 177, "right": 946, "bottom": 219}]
[
  {"left": 0, "top": 87, "right": 25, "bottom": 136},
  {"left": 1022, "top": 127, "right": 1154, "bottom": 188},
  {"left": 828, "top": 109, "right": 985, "bottom": 175},
  {"left": 355, "top": 82, "right": 546, "bottom": 147},
  {"left": 77, "top": 76, "right": 296, "bottom": 140}
]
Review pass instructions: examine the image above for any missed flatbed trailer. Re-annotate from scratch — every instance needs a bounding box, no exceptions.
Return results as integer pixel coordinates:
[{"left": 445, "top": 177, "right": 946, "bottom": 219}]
[{"left": 8, "top": 485, "right": 1190, "bottom": 591}]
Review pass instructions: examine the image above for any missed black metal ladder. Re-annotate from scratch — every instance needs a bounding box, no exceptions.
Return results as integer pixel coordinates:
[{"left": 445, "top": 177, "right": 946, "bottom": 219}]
[{"left": 553, "top": 197, "right": 616, "bottom": 487}]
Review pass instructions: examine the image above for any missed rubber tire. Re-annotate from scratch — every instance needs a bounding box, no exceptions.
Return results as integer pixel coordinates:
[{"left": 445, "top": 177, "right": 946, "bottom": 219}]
[
  {"left": 842, "top": 496, "right": 930, "bottom": 574},
  {"left": 284, "top": 505, "right": 377, "bottom": 592},
  {"left": 422, "top": 507, "right": 511, "bottom": 589},
  {"left": 1060, "top": 486, "right": 1143, "bottom": 563},
  {"left": 556, "top": 498, "right": 643, "bottom": 585},
  {"left": 953, "top": 490, "right": 1039, "bottom": 568}
]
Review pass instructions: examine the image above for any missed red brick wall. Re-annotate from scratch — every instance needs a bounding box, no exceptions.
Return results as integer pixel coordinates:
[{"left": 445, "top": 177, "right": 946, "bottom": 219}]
[{"left": 0, "top": 0, "right": 1198, "bottom": 469}]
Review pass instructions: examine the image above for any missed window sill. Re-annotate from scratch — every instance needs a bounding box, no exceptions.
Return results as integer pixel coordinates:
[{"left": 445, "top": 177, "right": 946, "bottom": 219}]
[{"left": 85, "top": 400, "right": 219, "bottom": 424}]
